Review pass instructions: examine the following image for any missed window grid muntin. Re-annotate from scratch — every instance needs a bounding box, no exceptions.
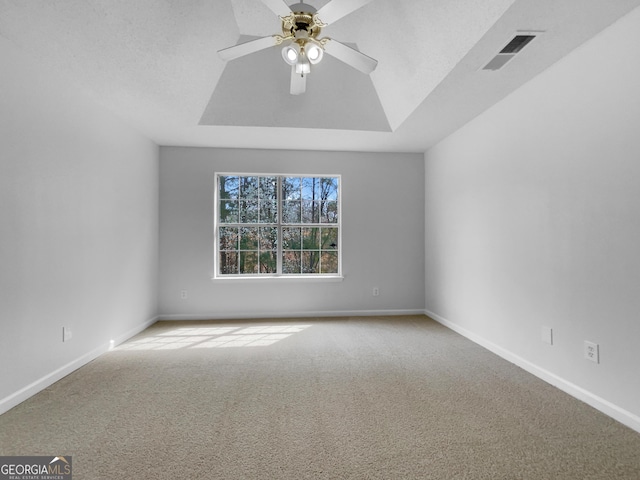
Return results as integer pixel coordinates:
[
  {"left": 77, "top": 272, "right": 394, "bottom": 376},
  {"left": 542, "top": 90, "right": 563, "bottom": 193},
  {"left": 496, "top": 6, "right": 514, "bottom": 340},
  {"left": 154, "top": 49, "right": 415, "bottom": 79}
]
[{"left": 216, "top": 174, "right": 340, "bottom": 277}]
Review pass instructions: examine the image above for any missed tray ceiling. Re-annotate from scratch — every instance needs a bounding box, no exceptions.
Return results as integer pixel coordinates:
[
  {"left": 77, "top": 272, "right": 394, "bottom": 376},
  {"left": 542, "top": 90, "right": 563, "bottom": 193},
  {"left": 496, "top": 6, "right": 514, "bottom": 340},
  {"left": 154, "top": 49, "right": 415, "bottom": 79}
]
[{"left": 1, "top": 0, "right": 639, "bottom": 152}]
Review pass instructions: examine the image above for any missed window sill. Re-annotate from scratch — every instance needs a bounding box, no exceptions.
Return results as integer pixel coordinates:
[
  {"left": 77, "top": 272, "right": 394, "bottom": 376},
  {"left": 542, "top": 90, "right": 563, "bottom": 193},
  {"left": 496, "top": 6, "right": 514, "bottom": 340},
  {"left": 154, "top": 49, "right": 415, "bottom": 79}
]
[{"left": 211, "top": 275, "right": 344, "bottom": 283}]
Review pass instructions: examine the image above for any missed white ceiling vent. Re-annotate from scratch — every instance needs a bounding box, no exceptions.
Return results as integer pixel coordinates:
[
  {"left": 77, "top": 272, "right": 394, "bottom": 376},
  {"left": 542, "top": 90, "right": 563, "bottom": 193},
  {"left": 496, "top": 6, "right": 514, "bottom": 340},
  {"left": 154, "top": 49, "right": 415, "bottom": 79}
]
[{"left": 483, "top": 33, "right": 539, "bottom": 71}]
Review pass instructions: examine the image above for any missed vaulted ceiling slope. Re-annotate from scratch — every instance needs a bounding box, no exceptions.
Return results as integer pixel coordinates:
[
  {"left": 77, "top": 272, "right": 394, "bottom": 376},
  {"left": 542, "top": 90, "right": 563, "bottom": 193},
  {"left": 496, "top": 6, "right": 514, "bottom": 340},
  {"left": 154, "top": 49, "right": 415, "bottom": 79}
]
[{"left": 1, "top": 0, "right": 639, "bottom": 152}]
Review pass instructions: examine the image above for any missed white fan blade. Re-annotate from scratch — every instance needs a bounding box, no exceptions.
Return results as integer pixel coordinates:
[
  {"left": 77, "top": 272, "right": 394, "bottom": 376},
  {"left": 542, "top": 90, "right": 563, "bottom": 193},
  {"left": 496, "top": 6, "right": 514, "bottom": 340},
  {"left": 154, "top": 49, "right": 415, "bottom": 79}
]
[
  {"left": 261, "top": 0, "right": 292, "bottom": 18},
  {"left": 218, "top": 36, "right": 277, "bottom": 61},
  {"left": 290, "top": 67, "right": 306, "bottom": 95},
  {"left": 315, "top": 0, "right": 374, "bottom": 25},
  {"left": 324, "top": 39, "right": 378, "bottom": 74}
]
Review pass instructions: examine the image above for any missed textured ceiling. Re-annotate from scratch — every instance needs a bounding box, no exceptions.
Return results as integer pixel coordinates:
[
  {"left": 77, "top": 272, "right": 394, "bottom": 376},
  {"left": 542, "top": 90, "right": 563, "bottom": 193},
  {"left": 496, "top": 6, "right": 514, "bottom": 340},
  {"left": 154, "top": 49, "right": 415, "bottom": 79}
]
[{"left": 1, "top": 0, "right": 640, "bottom": 152}]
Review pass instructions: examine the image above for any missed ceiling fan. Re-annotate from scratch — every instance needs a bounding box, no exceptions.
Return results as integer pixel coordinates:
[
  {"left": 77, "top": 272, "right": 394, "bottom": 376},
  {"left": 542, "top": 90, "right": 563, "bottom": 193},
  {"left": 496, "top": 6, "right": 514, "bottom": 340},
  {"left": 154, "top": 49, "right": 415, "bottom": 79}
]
[{"left": 218, "top": 0, "right": 378, "bottom": 95}]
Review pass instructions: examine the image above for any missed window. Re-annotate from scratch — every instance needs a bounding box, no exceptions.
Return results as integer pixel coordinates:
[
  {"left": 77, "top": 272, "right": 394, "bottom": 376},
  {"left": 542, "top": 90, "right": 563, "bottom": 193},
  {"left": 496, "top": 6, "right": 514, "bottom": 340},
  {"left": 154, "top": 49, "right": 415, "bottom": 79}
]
[{"left": 215, "top": 174, "right": 340, "bottom": 277}]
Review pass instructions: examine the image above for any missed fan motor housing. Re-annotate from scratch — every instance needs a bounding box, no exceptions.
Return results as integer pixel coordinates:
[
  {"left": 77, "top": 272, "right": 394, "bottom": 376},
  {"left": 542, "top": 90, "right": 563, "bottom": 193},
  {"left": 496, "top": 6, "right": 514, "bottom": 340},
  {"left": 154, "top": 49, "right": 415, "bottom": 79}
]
[{"left": 282, "top": 11, "right": 323, "bottom": 40}]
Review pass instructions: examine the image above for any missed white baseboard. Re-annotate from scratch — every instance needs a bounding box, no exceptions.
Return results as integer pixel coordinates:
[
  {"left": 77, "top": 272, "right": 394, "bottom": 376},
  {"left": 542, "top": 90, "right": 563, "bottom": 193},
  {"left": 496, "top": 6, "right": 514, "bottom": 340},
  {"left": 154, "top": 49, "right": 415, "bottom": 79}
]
[
  {"left": 0, "top": 315, "right": 158, "bottom": 416},
  {"left": 14, "top": 310, "right": 637, "bottom": 435},
  {"left": 425, "top": 309, "right": 640, "bottom": 434},
  {"left": 158, "top": 309, "right": 425, "bottom": 321},
  {"left": 109, "top": 315, "right": 159, "bottom": 348}
]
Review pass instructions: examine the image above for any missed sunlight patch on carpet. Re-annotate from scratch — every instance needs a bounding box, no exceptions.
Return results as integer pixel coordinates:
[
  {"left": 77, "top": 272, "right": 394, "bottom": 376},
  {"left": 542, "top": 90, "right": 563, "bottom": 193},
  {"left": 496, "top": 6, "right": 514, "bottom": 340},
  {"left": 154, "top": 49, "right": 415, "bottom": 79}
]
[{"left": 117, "top": 325, "right": 312, "bottom": 350}]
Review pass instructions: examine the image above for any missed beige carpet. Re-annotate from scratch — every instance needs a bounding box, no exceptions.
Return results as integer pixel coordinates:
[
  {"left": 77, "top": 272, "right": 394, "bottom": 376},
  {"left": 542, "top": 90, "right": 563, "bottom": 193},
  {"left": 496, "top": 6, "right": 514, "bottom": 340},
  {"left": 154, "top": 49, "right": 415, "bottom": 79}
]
[{"left": 1, "top": 315, "right": 639, "bottom": 479}]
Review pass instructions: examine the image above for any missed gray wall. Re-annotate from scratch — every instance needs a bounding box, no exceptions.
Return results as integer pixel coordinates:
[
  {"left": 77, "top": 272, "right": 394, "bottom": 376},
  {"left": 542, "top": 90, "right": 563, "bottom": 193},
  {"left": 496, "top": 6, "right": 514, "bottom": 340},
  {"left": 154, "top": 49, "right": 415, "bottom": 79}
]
[
  {"left": 159, "top": 147, "right": 425, "bottom": 318},
  {"left": 424, "top": 8, "right": 640, "bottom": 429},
  {"left": 0, "top": 37, "right": 159, "bottom": 412}
]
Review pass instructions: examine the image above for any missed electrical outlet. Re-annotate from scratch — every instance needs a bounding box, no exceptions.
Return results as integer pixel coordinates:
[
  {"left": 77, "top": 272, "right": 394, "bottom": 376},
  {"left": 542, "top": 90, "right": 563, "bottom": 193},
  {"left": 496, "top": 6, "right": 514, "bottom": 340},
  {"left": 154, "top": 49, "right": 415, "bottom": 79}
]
[
  {"left": 180, "top": 290, "right": 188, "bottom": 300},
  {"left": 62, "top": 327, "right": 73, "bottom": 342},
  {"left": 584, "top": 341, "right": 599, "bottom": 363},
  {"left": 541, "top": 326, "right": 553, "bottom": 345},
  {"left": 372, "top": 287, "right": 379, "bottom": 297}
]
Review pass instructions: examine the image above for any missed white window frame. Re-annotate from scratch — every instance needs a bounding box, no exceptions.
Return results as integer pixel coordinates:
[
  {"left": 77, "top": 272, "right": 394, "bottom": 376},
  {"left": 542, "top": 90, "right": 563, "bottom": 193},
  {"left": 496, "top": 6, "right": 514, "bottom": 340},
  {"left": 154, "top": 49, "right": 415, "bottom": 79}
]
[{"left": 213, "top": 172, "right": 342, "bottom": 280}]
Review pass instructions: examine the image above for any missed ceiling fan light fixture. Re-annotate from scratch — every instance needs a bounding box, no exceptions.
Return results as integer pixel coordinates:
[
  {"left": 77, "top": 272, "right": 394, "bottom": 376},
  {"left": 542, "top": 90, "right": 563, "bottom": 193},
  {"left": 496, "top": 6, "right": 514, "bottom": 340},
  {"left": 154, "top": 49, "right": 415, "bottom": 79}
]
[
  {"left": 306, "top": 43, "right": 323, "bottom": 64},
  {"left": 282, "top": 44, "right": 300, "bottom": 65},
  {"left": 295, "top": 55, "right": 311, "bottom": 75}
]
